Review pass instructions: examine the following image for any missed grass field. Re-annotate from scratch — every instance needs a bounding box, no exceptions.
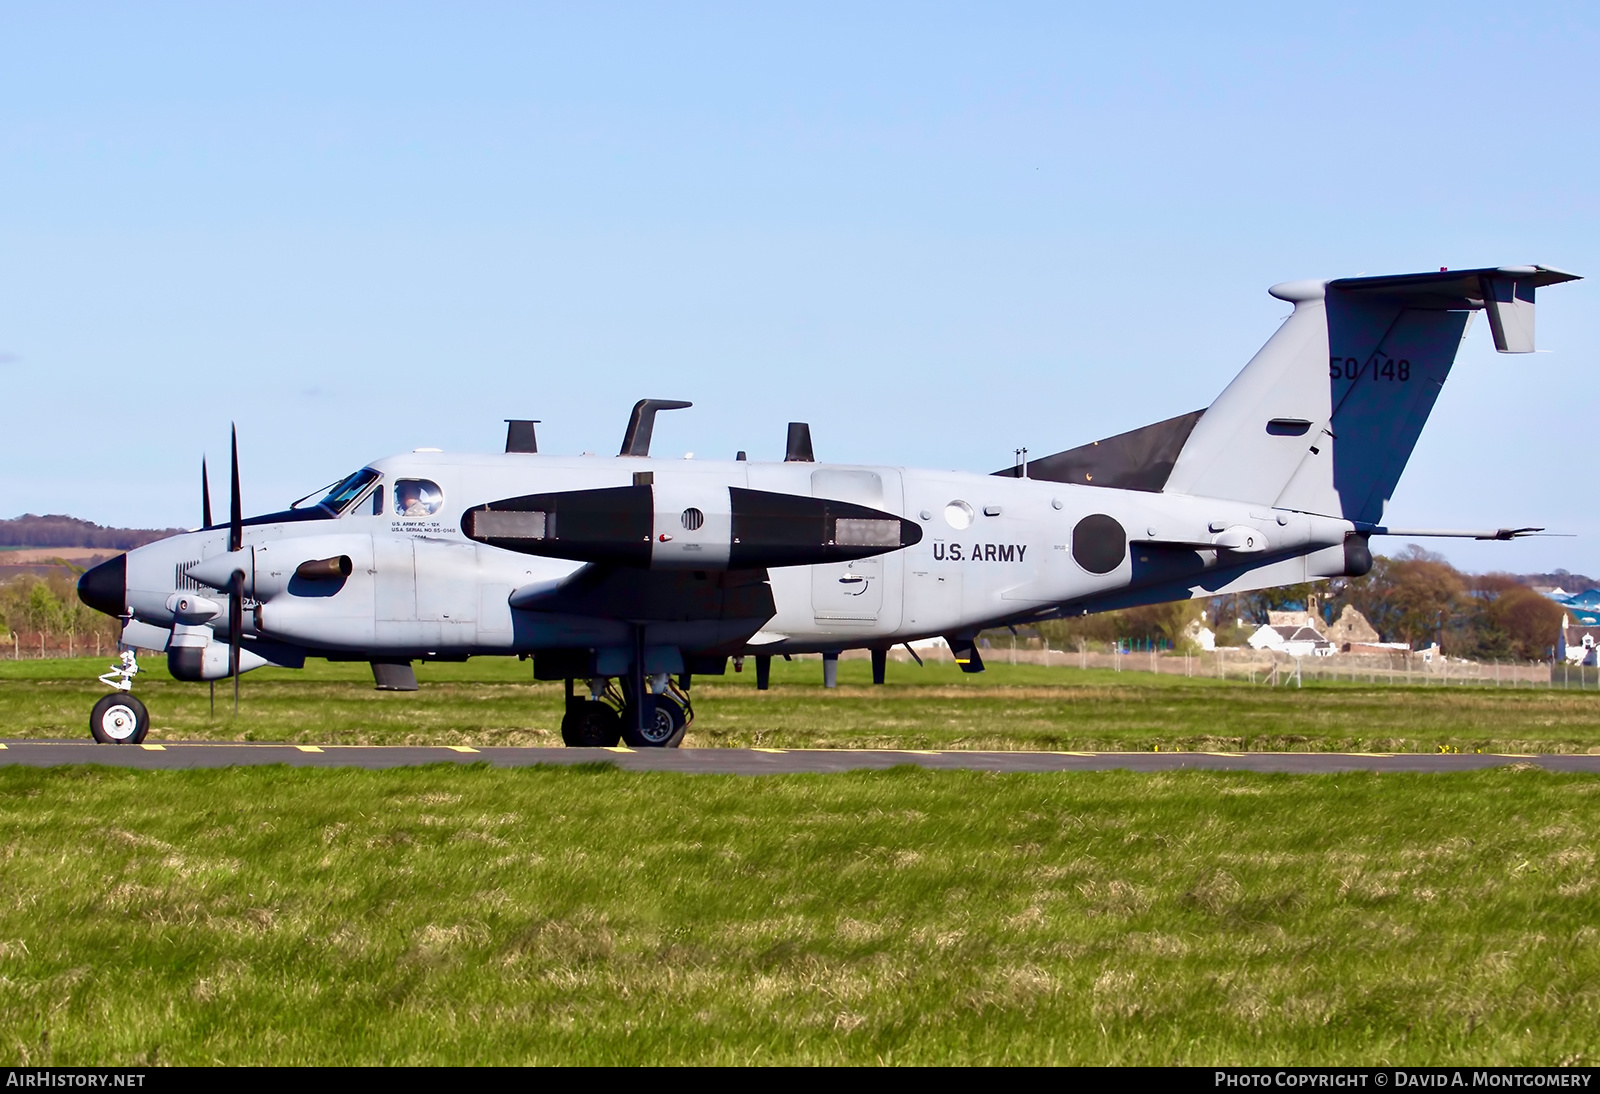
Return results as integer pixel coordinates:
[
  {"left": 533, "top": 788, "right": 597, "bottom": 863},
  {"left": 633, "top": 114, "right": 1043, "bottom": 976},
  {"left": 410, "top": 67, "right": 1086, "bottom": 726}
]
[
  {"left": 5, "top": 655, "right": 1600, "bottom": 754},
  {"left": 4, "top": 657, "right": 1598, "bottom": 1065},
  {"left": 1, "top": 764, "right": 1596, "bottom": 1065}
]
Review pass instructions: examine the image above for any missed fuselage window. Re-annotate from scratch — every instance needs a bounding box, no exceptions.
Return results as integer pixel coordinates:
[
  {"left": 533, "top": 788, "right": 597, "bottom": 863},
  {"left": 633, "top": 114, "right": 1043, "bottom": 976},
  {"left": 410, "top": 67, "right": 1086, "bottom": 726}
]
[
  {"left": 395, "top": 479, "right": 443, "bottom": 517},
  {"left": 319, "top": 469, "right": 381, "bottom": 515},
  {"left": 371, "top": 485, "right": 385, "bottom": 516}
]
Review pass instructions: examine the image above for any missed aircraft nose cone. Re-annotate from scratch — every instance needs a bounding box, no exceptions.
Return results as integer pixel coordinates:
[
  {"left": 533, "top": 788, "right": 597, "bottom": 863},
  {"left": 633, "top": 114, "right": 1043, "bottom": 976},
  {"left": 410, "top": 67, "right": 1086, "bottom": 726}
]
[{"left": 78, "top": 554, "right": 126, "bottom": 618}]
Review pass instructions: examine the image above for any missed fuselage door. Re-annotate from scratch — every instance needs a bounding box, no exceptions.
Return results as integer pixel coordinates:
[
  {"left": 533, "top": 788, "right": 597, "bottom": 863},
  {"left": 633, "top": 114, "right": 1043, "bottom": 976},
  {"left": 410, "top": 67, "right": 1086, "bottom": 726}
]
[
  {"left": 809, "top": 469, "right": 903, "bottom": 628},
  {"left": 373, "top": 535, "right": 416, "bottom": 622}
]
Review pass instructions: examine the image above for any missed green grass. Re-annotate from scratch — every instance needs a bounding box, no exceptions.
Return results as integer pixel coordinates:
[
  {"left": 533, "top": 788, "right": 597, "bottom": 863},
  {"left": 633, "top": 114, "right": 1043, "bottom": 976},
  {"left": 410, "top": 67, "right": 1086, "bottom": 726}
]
[
  {"left": 0, "top": 764, "right": 1596, "bottom": 1065},
  {"left": 5, "top": 655, "right": 1600, "bottom": 753}
]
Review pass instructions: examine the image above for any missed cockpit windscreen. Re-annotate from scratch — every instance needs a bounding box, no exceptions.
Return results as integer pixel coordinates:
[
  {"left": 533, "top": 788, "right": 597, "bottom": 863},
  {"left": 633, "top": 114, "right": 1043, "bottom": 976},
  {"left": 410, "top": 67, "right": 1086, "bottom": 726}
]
[{"left": 318, "top": 469, "right": 381, "bottom": 514}]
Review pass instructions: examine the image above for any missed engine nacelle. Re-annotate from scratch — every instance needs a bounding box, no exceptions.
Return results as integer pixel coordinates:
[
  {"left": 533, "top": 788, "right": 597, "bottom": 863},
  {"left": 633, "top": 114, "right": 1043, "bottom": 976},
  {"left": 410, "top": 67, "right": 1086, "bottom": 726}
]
[{"left": 166, "top": 624, "right": 272, "bottom": 681}]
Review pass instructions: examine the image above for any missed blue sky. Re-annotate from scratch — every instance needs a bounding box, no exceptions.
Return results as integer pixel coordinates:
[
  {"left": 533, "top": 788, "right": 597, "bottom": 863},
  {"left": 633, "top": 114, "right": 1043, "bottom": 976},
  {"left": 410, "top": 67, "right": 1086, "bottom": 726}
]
[{"left": 2, "top": 3, "right": 1596, "bottom": 574}]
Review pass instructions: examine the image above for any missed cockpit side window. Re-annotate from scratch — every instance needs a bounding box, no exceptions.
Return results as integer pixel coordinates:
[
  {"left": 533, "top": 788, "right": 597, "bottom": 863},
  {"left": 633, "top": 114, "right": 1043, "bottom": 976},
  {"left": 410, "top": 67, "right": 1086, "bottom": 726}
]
[
  {"left": 319, "top": 469, "right": 381, "bottom": 515},
  {"left": 394, "top": 479, "right": 443, "bottom": 517}
]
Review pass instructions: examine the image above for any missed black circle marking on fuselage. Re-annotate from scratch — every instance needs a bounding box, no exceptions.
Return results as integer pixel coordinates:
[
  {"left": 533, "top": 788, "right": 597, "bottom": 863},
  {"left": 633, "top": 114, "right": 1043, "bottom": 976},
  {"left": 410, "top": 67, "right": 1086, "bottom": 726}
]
[{"left": 1072, "top": 513, "right": 1127, "bottom": 574}]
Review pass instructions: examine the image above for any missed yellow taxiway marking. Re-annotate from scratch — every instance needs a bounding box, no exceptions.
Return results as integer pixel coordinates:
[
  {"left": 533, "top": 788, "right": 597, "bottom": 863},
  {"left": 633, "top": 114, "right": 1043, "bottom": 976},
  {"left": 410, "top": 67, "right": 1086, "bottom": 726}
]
[
  {"left": 903, "top": 750, "right": 941, "bottom": 755},
  {"left": 605, "top": 746, "right": 634, "bottom": 753},
  {"left": 1055, "top": 751, "right": 1097, "bottom": 757},
  {"left": 140, "top": 744, "right": 166, "bottom": 751},
  {"left": 1205, "top": 752, "right": 1245, "bottom": 757},
  {"left": 445, "top": 746, "right": 479, "bottom": 753},
  {"left": 295, "top": 745, "right": 324, "bottom": 753},
  {"left": 751, "top": 748, "right": 787, "bottom": 753},
  {"left": 0, "top": 743, "right": 8, "bottom": 749}
]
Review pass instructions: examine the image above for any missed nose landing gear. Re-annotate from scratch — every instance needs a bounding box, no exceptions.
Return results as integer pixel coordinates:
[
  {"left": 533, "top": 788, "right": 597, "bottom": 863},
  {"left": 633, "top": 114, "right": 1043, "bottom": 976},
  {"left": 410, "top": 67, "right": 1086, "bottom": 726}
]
[{"left": 90, "top": 650, "right": 150, "bottom": 744}]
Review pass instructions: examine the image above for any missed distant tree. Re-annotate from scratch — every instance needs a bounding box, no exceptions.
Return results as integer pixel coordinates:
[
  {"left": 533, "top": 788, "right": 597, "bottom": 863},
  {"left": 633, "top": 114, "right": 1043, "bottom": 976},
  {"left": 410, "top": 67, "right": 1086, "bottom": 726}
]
[
  {"left": 1460, "top": 575, "right": 1564, "bottom": 661},
  {"left": 1342, "top": 546, "right": 1464, "bottom": 648},
  {"left": 0, "top": 514, "right": 183, "bottom": 550}
]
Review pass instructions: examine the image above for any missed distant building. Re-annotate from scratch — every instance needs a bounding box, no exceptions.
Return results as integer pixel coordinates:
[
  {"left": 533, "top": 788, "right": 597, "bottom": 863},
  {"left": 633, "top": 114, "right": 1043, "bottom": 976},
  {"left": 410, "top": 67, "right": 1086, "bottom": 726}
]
[
  {"left": 1326, "top": 605, "right": 1380, "bottom": 649},
  {"left": 1547, "top": 588, "right": 1600, "bottom": 627},
  {"left": 1253, "top": 596, "right": 1387, "bottom": 656},
  {"left": 1183, "top": 613, "right": 1216, "bottom": 652},
  {"left": 1249, "top": 623, "right": 1333, "bottom": 657},
  {"left": 1557, "top": 619, "right": 1600, "bottom": 665}
]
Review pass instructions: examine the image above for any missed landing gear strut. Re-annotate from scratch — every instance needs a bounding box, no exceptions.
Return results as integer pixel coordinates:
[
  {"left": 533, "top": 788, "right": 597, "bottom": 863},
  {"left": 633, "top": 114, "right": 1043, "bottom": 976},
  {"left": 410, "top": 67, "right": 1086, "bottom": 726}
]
[
  {"left": 558, "top": 674, "right": 692, "bottom": 748},
  {"left": 620, "top": 673, "right": 690, "bottom": 748},
  {"left": 560, "top": 678, "right": 623, "bottom": 747},
  {"left": 90, "top": 650, "right": 149, "bottom": 744}
]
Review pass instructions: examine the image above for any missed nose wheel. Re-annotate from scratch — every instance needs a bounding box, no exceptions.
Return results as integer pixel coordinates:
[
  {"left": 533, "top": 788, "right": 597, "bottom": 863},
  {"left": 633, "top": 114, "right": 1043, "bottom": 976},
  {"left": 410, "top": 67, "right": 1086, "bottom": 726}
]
[
  {"left": 90, "top": 694, "right": 150, "bottom": 744},
  {"left": 90, "top": 649, "right": 149, "bottom": 743}
]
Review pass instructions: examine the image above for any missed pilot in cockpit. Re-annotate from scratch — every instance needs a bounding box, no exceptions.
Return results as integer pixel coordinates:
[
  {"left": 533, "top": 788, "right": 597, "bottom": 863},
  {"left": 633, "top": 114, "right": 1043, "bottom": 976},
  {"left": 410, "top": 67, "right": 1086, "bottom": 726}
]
[{"left": 395, "top": 480, "right": 440, "bottom": 517}]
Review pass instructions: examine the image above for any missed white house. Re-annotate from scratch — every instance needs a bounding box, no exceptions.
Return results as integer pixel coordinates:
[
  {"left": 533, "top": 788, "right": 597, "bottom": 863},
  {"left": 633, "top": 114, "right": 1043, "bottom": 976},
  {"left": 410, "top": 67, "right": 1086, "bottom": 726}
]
[{"left": 1248, "top": 623, "right": 1334, "bottom": 657}]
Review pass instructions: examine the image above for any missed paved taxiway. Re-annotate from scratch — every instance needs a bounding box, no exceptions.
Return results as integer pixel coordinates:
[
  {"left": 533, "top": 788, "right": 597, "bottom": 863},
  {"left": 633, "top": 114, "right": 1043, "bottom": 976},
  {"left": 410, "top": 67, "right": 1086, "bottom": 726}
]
[{"left": 3, "top": 740, "right": 1598, "bottom": 774}]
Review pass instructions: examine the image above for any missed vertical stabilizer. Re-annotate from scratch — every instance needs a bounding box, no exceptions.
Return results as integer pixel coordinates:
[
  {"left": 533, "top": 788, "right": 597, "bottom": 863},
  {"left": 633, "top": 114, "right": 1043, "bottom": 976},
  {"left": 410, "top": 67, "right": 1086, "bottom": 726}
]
[{"left": 1163, "top": 265, "right": 1578, "bottom": 525}]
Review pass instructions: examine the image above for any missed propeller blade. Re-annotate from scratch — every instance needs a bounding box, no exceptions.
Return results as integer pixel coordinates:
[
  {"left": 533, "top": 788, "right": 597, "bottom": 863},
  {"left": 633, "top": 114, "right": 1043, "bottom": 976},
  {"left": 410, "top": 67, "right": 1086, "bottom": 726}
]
[
  {"left": 201, "top": 457, "right": 213, "bottom": 530},
  {"left": 227, "top": 427, "right": 243, "bottom": 714},
  {"left": 229, "top": 424, "right": 243, "bottom": 553},
  {"left": 229, "top": 570, "right": 242, "bottom": 714}
]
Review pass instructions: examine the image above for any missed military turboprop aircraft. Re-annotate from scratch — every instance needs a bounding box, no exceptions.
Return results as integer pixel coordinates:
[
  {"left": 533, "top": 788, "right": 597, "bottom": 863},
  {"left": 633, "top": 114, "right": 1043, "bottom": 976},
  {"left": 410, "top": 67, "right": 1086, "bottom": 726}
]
[{"left": 77, "top": 264, "right": 1578, "bottom": 747}]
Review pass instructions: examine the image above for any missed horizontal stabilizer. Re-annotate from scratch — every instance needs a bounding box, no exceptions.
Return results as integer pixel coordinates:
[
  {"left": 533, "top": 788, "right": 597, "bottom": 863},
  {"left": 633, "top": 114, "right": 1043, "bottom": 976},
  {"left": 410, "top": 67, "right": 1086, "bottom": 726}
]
[
  {"left": 1162, "top": 263, "right": 1580, "bottom": 526},
  {"left": 1329, "top": 265, "right": 1579, "bottom": 354},
  {"left": 1370, "top": 526, "right": 1551, "bottom": 541}
]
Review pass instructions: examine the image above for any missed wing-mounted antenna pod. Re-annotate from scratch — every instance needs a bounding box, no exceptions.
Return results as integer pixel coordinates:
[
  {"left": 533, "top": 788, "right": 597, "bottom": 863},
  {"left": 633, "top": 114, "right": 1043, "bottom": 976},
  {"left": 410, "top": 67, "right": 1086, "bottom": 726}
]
[
  {"left": 619, "top": 400, "right": 692, "bottom": 457},
  {"left": 785, "top": 422, "right": 815, "bottom": 462},
  {"left": 462, "top": 485, "right": 921, "bottom": 569},
  {"left": 465, "top": 486, "right": 655, "bottom": 567},
  {"left": 505, "top": 419, "right": 541, "bottom": 454}
]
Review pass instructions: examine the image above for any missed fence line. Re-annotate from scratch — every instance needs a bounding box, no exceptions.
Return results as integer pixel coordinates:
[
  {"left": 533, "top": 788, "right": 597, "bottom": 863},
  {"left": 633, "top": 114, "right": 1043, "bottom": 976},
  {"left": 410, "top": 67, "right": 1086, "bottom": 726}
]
[
  {"left": 853, "top": 642, "right": 1586, "bottom": 688},
  {"left": 1, "top": 631, "right": 112, "bottom": 661},
  {"left": 8, "top": 631, "right": 1594, "bottom": 689}
]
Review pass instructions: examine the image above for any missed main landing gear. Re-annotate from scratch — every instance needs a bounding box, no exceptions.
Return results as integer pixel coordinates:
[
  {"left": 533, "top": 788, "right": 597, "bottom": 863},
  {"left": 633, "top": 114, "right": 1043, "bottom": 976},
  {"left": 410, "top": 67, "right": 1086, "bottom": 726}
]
[
  {"left": 90, "top": 650, "right": 150, "bottom": 744},
  {"left": 560, "top": 675, "right": 692, "bottom": 748}
]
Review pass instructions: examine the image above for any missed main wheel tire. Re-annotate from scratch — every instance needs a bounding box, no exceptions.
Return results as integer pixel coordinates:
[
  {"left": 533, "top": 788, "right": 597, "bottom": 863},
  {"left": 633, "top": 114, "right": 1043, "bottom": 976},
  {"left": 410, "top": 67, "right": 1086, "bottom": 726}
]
[
  {"left": 560, "top": 702, "right": 623, "bottom": 747},
  {"left": 620, "top": 691, "right": 688, "bottom": 748},
  {"left": 90, "top": 694, "right": 149, "bottom": 744}
]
